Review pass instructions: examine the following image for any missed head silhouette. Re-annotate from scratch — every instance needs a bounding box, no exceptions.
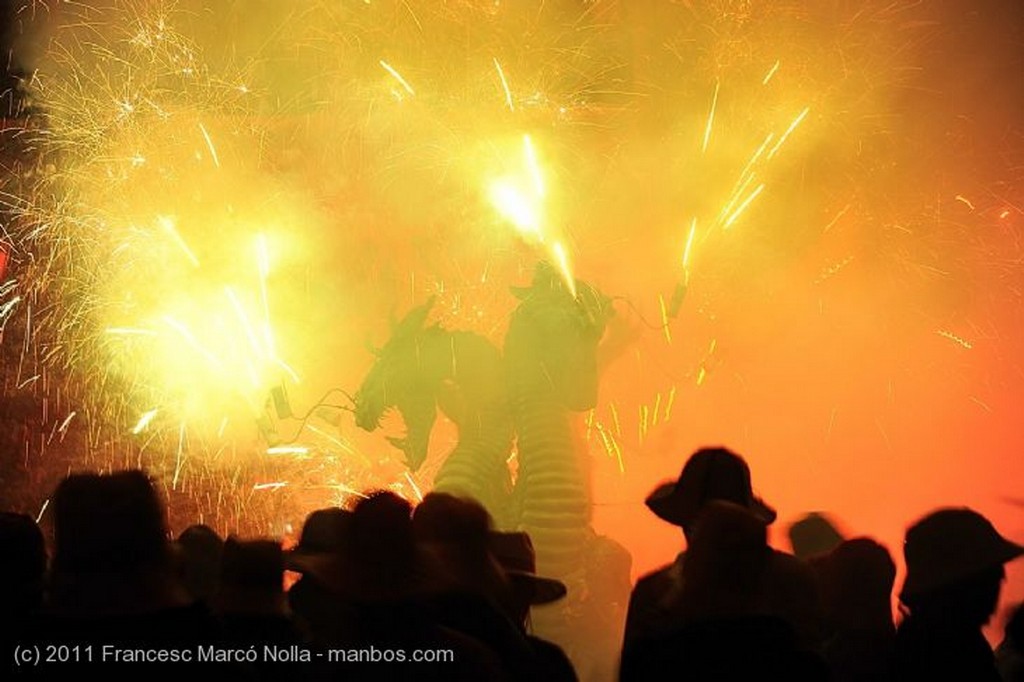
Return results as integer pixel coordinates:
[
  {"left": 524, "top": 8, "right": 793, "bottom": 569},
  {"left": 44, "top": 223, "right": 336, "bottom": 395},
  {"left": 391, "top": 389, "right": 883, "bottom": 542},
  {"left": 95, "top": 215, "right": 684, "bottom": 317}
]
[
  {"left": 900, "top": 508, "right": 1023, "bottom": 627},
  {"left": 646, "top": 447, "right": 776, "bottom": 537},
  {"left": 822, "top": 537, "right": 896, "bottom": 633},
  {"left": 53, "top": 470, "right": 169, "bottom": 575},
  {"left": 291, "top": 507, "right": 353, "bottom": 557},
  {"left": 176, "top": 524, "right": 223, "bottom": 602},
  {"left": 50, "top": 470, "right": 183, "bottom": 614},
  {"left": 413, "top": 492, "right": 512, "bottom": 611},
  {"left": 217, "top": 537, "right": 286, "bottom": 615}
]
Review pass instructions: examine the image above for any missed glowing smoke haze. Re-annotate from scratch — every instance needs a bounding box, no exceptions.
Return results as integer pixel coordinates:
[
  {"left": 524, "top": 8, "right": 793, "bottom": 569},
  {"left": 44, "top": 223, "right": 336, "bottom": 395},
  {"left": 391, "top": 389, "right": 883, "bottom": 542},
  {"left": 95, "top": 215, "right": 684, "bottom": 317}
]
[{"left": 1, "top": 0, "right": 1022, "bottom": 639}]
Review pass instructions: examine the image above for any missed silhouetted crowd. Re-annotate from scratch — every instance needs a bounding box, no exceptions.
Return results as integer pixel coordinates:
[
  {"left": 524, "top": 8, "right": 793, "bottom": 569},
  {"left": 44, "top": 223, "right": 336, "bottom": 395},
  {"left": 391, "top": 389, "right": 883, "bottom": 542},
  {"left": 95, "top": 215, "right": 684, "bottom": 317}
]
[{"left": 2, "top": 447, "right": 1023, "bottom": 681}]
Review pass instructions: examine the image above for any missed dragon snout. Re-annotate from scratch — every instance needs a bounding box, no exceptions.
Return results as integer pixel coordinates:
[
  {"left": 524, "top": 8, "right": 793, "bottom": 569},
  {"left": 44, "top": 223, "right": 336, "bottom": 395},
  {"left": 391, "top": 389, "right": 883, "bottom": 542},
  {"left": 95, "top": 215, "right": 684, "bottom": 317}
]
[{"left": 353, "top": 393, "right": 384, "bottom": 431}]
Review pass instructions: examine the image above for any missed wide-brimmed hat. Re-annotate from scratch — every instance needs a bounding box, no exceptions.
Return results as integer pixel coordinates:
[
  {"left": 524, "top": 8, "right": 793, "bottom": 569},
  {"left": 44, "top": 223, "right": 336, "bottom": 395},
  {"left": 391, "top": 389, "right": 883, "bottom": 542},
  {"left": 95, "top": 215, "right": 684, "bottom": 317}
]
[
  {"left": 489, "top": 531, "right": 567, "bottom": 605},
  {"left": 645, "top": 447, "right": 776, "bottom": 528},
  {"left": 900, "top": 507, "right": 1024, "bottom": 601},
  {"left": 289, "top": 492, "right": 444, "bottom": 602},
  {"left": 285, "top": 507, "right": 353, "bottom": 571}
]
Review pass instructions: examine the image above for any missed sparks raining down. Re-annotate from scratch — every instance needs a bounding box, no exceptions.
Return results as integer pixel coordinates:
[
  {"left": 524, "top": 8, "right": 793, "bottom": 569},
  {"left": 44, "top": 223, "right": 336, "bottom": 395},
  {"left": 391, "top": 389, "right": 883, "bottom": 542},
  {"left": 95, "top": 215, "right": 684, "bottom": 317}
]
[
  {"left": 954, "top": 194, "right": 975, "bottom": 211},
  {"left": 767, "top": 107, "right": 811, "bottom": 160},
  {"left": 609, "top": 402, "right": 622, "bottom": 438},
  {"left": 35, "top": 499, "right": 50, "bottom": 524},
  {"left": 493, "top": 58, "right": 514, "bottom": 112},
  {"left": 659, "top": 294, "right": 671, "bottom": 344},
  {"left": 132, "top": 408, "right": 159, "bottom": 435},
  {"left": 663, "top": 386, "right": 677, "bottom": 423},
  {"left": 253, "top": 482, "right": 289, "bottom": 491},
  {"left": 56, "top": 411, "right": 76, "bottom": 440},
  {"left": 723, "top": 183, "right": 766, "bottom": 229},
  {"left": 702, "top": 80, "right": 720, "bottom": 154},
  {"left": 197, "top": 123, "right": 220, "bottom": 169},
  {"left": 936, "top": 330, "right": 973, "bottom": 350},
  {"left": 380, "top": 59, "right": 416, "bottom": 97},
  {"left": 158, "top": 215, "right": 201, "bottom": 268},
  {"left": 682, "top": 218, "right": 697, "bottom": 285},
  {"left": 815, "top": 255, "right": 855, "bottom": 284},
  {"left": 404, "top": 472, "right": 424, "bottom": 502}
]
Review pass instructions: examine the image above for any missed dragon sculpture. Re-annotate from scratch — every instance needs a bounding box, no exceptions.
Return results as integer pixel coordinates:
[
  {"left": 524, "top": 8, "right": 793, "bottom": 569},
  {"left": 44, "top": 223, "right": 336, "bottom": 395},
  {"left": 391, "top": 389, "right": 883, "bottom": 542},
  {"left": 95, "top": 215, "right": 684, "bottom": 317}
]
[
  {"left": 354, "top": 263, "right": 631, "bottom": 680},
  {"left": 353, "top": 298, "right": 514, "bottom": 523},
  {"left": 503, "top": 262, "right": 629, "bottom": 680}
]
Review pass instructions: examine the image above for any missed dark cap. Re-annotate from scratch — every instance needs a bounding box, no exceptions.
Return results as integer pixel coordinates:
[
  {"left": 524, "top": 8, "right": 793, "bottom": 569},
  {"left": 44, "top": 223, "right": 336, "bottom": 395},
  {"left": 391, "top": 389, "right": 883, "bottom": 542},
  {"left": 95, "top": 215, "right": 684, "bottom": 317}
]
[{"left": 900, "top": 507, "right": 1023, "bottom": 601}]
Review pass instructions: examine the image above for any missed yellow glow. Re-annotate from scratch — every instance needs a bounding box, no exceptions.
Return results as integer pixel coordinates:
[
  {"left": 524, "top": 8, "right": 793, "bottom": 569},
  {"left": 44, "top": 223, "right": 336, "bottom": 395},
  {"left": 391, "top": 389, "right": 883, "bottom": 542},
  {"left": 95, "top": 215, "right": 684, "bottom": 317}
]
[
  {"left": 523, "top": 135, "right": 545, "bottom": 198},
  {"left": 489, "top": 180, "right": 542, "bottom": 239},
  {"left": 225, "top": 287, "right": 264, "bottom": 359},
  {"left": 158, "top": 215, "right": 200, "bottom": 268},
  {"left": 163, "top": 316, "right": 223, "bottom": 370},
  {"left": 106, "top": 327, "right": 158, "bottom": 336},
  {"left": 255, "top": 234, "right": 275, "bottom": 357},
  {"left": 266, "top": 446, "right": 310, "bottom": 455},
  {"left": 487, "top": 134, "right": 575, "bottom": 289}
]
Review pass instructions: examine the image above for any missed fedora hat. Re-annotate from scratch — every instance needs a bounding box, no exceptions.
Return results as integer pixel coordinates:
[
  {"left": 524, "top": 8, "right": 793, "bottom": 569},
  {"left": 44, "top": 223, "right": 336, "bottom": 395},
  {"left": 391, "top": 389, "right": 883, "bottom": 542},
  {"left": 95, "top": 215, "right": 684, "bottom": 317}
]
[
  {"left": 900, "top": 507, "right": 1023, "bottom": 601},
  {"left": 645, "top": 447, "right": 776, "bottom": 528},
  {"left": 286, "top": 507, "right": 353, "bottom": 571},
  {"left": 489, "top": 531, "right": 567, "bottom": 605}
]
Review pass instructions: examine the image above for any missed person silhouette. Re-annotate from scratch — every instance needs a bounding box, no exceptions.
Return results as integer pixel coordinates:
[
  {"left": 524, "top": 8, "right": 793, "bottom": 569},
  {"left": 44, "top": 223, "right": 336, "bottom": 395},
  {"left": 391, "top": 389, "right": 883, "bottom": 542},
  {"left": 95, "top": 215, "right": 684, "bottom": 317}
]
[
  {"left": 624, "top": 447, "right": 822, "bottom": 648},
  {"left": 894, "top": 507, "right": 1023, "bottom": 681},
  {"left": 0, "top": 512, "right": 47, "bottom": 669},
  {"left": 820, "top": 537, "right": 897, "bottom": 682},
  {"left": 175, "top": 524, "right": 223, "bottom": 603},
  {"left": 620, "top": 500, "right": 827, "bottom": 681}
]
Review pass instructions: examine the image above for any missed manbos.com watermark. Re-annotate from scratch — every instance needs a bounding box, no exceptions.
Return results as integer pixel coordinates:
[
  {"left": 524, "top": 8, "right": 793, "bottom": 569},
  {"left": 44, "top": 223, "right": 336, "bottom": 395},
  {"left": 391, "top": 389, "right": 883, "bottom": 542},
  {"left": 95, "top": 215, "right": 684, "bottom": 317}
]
[
  {"left": 327, "top": 646, "right": 455, "bottom": 664},
  {"left": 10, "top": 642, "right": 456, "bottom": 668}
]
